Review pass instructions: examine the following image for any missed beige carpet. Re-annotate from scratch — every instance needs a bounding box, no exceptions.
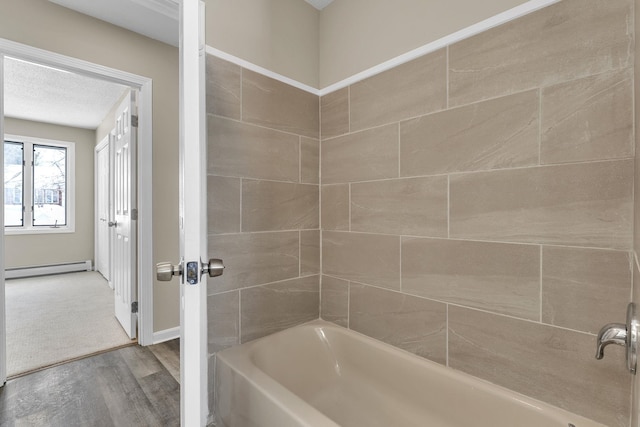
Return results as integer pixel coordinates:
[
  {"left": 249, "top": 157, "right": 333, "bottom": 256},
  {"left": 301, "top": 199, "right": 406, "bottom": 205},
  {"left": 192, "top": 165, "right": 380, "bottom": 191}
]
[{"left": 6, "top": 271, "right": 135, "bottom": 376}]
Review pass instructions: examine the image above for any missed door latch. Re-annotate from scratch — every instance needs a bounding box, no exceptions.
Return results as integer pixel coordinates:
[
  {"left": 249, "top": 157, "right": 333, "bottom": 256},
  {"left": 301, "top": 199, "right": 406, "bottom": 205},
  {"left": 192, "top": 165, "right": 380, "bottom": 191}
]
[{"left": 156, "top": 259, "right": 224, "bottom": 284}]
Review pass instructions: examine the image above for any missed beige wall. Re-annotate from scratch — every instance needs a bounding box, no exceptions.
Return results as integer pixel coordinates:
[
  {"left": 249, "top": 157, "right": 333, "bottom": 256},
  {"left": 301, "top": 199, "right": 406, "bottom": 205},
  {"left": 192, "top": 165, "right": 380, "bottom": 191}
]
[
  {"left": 320, "top": 0, "right": 633, "bottom": 425},
  {"left": 319, "top": 0, "right": 529, "bottom": 87},
  {"left": 4, "top": 118, "right": 95, "bottom": 269},
  {"left": 205, "top": 54, "right": 320, "bottom": 418},
  {"left": 0, "top": 0, "right": 180, "bottom": 332},
  {"left": 205, "top": 0, "right": 320, "bottom": 88}
]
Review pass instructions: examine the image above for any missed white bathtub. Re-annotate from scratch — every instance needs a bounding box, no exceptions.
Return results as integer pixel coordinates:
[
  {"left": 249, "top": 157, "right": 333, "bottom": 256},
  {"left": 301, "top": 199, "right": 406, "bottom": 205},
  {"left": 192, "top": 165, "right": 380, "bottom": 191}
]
[{"left": 215, "top": 320, "right": 606, "bottom": 427}]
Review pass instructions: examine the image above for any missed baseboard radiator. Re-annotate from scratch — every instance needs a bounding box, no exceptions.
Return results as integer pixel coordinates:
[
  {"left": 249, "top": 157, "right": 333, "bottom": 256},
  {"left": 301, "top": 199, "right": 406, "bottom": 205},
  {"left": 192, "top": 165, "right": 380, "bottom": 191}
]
[{"left": 5, "top": 260, "right": 93, "bottom": 279}]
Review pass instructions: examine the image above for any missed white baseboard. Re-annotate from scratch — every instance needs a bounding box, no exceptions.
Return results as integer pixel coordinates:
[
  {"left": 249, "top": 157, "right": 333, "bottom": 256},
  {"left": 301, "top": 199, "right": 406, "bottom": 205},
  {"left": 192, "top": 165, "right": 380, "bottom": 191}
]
[
  {"left": 5, "top": 260, "right": 93, "bottom": 279},
  {"left": 153, "top": 326, "right": 180, "bottom": 344}
]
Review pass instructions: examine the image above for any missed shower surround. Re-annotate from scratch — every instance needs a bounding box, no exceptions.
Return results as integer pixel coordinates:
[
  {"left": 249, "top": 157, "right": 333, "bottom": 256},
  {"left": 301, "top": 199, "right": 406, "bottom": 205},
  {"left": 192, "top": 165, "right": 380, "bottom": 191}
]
[{"left": 207, "top": 0, "right": 636, "bottom": 425}]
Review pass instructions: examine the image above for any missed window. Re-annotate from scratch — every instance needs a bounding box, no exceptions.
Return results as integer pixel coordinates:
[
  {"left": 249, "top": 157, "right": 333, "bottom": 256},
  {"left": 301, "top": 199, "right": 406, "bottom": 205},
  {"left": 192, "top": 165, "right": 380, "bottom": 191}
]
[{"left": 3, "top": 136, "right": 75, "bottom": 234}]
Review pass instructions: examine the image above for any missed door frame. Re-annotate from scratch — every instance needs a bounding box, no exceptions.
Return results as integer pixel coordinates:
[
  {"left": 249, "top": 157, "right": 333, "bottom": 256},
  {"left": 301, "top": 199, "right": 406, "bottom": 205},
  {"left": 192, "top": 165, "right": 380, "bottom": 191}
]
[
  {"left": 94, "top": 132, "right": 114, "bottom": 287},
  {"left": 0, "top": 39, "right": 155, "bottom": 352}
]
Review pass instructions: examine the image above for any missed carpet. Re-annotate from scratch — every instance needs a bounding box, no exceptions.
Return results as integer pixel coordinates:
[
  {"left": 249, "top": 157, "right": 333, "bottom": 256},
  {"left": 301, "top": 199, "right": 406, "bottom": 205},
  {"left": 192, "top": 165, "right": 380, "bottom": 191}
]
[{"left": 6, "top": 271, "right": 135, "bottom": 376}]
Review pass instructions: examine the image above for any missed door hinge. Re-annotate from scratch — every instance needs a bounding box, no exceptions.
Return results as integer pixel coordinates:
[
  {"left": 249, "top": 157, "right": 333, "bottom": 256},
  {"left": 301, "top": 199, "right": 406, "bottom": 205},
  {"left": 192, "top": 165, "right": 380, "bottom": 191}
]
[
  {"left": 131, "top": 301, "right": 138, "bottom": 313},
  {"left": 131, "top": 115, "right": 139, "bottom": 128},
  {"left": 131, "top": 208, "right": 138, "bottom": 220}
]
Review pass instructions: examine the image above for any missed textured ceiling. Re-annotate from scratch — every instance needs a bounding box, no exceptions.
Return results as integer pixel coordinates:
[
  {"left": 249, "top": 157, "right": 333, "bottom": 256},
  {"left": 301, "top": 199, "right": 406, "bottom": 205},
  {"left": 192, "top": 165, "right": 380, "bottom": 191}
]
[
  {"left": 304, "top": 0, "right": 334, "bottom": 10},
  {"left": 4, "top": 57, "right": 129, "bottom": 130}
]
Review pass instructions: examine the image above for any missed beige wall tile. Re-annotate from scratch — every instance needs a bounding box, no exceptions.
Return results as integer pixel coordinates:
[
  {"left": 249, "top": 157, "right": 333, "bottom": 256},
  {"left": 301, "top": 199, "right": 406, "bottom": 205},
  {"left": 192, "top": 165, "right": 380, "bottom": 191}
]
[
  {"left": 542, "top": 246, "right": 631, "bottom": 334},
  {"left": 449, "top": 0, "right": 633, "bottom": 106},
  {"left": 448, "top": 306, "right": 631, "bottom": 426},
  {"left": 402, "top": 238, "right": 540, "bottom": 320},
  {"left": 541, "top": 69, "right": 633, "bottom": 165},
  {"left": 351, "top": 177, "right": 447, "bottom": 237},
  {"left": 241, "top": 275, "right": 320, "bottom": 342},
  {"left": 208, "top": 291, "right": 239, "bottom": 354},
  {"left": 206, "top": 55, "right": 241, "bottom": 120},
  {"left": 207, "top": 115, "right": 299, "bottom": 182},
  {"left": 350, "top": 49, "right": 447, "bottom": 132},
  {"left": 323, "top": 231, "right": 400, "bottom": 290},
  {"left": 242, "top": 69, "right": 319, "bottom": 138},
  {"left": 301, "top": 137, "right": 319, "bottom": 184},
  {"left": 300, "top": 230, "right": 320, "bottom": 276},
  {"left": 401, "top": 90, "right": 539, "bottom": 176},
  {"left": 350, "top": 283, "right": 446, "bottom": 364},
  {"left": 320, "top": 275, "right": 349, "bottom": 327},
  {"left": 207, "top": 175, "right": 240, "bottom": 234},
  {"left": 321, "top": 184, "right": 350, "bottom": 231},
  {"left": 321, "top": 88, "right": 349, "bottom": 139},
  {"left": 241, "top": 180, "right": 319, "bottom": 232},
  {"left": 450, "top": 160, "right": 634, "bottom": 249},
  {"left": 321, "top": 124, "right": 399, "bottom": 184},
  {"left": 208, "top": 231, "right": 299, "bottom": 293}
]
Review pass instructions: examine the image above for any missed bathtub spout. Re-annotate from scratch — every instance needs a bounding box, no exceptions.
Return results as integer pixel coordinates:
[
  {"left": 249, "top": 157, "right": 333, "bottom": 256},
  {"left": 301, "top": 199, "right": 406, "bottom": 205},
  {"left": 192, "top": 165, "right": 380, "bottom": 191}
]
[{"left": 595, "top": 323, "right": 627, "bottom": 360}]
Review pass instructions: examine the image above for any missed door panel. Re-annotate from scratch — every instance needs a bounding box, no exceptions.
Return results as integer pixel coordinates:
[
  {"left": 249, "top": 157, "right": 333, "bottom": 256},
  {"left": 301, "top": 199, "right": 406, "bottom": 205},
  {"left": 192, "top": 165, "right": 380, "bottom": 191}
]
[{"left": 114, "top": 92, "right": 137, "bottom": 339}]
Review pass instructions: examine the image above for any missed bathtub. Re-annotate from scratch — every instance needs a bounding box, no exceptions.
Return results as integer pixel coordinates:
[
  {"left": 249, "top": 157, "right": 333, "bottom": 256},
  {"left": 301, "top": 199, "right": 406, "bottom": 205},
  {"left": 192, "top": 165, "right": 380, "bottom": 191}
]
[{"left": 215, "top": 320, "right": 605, "bottom": 427}]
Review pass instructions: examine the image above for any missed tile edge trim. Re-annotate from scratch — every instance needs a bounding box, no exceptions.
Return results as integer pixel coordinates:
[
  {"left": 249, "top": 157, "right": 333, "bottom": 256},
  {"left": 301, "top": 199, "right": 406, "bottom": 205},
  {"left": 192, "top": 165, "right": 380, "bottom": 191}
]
[{"left": 205, "top": 0, "right": 561, "bottom": 96}]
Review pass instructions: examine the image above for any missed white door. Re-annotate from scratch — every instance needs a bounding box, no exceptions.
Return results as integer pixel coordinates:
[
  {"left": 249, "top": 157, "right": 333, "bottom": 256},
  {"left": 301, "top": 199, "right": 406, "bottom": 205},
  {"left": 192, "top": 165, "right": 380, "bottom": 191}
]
[
  {"left": 96, "top": 134, "right": 112, "bottom": 285},
  {"left": 181, "top": 1, "right": 210, "bottom": 425},
  {"left": 113, "top": 92, "right": 137, "bottom": 340}
]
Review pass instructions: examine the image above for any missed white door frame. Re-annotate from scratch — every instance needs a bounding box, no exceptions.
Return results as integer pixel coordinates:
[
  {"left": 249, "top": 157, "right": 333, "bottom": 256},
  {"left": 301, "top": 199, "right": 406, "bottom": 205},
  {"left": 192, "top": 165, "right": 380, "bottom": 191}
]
[
  {"left": 0, "top": 39, "right": 155, "bottom": 349},
  {"left": 180, "top": 0, "right": 209, "bottom": 425},
  {"left": 95, "top": 132, "right": 113, "bottom": 286}
]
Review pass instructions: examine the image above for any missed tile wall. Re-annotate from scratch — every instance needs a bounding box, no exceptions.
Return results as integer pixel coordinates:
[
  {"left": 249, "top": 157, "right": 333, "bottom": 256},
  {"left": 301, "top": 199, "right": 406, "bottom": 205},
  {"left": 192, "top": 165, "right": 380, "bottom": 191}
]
[
  {"left": 320, "top": 0, "right": 634, "bottom": 425},
  {"left": 205, "top": 56, "right": 320, "bottom": 412}
]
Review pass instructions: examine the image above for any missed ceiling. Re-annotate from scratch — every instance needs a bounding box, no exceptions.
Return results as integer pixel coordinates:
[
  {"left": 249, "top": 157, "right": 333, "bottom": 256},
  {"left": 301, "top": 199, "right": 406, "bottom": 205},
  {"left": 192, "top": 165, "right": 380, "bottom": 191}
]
[
  {"left": 4, "top": 57, "right": 129, "bottom": 130},
  {"left": 304, "top": 0, "right": 334, "bottom": 9}
]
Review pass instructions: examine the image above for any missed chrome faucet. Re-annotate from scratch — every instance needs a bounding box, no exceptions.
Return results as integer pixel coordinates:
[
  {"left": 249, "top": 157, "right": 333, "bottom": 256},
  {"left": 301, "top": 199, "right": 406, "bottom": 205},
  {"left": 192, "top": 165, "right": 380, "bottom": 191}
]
[{"left": 595, "top": 303, "right": 638, "bottom": 374}]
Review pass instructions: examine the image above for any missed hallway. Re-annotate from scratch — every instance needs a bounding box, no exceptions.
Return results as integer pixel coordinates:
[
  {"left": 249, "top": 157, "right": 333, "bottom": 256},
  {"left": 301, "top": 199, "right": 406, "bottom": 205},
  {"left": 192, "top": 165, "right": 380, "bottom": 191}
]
[{"left": 0, "top": 340, "right": 180, "bottom": 426}]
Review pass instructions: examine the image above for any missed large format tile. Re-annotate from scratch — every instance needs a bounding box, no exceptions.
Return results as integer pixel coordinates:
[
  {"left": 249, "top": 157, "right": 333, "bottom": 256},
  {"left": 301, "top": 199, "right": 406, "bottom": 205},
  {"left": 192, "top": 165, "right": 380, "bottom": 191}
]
[
  {"left": 207, "top": 291, "right": 239, "bottom": 354},
  {"left": 400, "top": 90, "right": 539, "bottom": 176},
  {"left": 350, "top": 49, "right": 447, "bottom": 131},
  {"left": 241, "top": 180, "right": 319, "bottom": 232},
  {"left": 349, "top": 283, "right": 446, "bottom": 364},
  {"left": 320, "top": 275, "right": 349, "bottom": 327},
  {"left": 240, "top": 276, "right": 319, "bottom": 342},
  {"left": 300, "top": 230, "right": 320, "bottom": 276},
  {"left": 321, "top": 88, "right": 349, "bottom": 139},
  {"left": 402, "top": 238, "right": 540, "bottom": 320},
  {"left": 301, "top": 137, "right": 319, "bottom": 184},
  {"left": 208, "top": 232, "right": 299, "bottom": 292},
  {"left": 207, "top": 116, "right": 299, "bottom": 182},
  {"left": 541, "top": 69, "right": 633, "bottom": 164},
  {"left": 449, "top": 160, "right": 634, "bottom": 249},
  {"left": 321, "top": 124, "right": 398, "bottom": 184},
  {"left": 542, "top": 246, "right": 631, "bottom": 334},
  {"left": 449, "top": 0, "right": 633, "bottom": 106},
  {"left": 206, "top": 55, "right": 241, "bottom": 120},
  {"left": 207, "top": 175, "right": 240, "bottom": 234},
  {"left": 351, "top": 177, "right": 447, "bottom": 237},
  {"left": 448, "top": 306, "right": 631, "bottom": 426},
  {"left": 321, "top": 184, "right": 350, "bottom": 231},
  {"left": 242, "top": 69, "right": 319, "bottom": 138},
  {"left": 322, "top": 231, "right": 400, "bottom": 290}
]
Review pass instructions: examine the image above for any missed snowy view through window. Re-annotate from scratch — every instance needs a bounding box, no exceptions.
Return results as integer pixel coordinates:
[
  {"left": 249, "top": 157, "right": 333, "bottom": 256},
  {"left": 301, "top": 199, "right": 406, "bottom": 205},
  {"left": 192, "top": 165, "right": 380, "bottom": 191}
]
[{"left": 4, "top": 141, "right": 67, "bottom": 228}]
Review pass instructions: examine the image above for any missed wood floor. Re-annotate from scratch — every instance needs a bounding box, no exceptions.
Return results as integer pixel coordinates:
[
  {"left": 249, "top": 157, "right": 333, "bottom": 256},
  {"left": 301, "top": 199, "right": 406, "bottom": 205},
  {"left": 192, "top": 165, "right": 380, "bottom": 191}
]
[{"left": 0, "top": 339, "right": 180, "bottom": 426}]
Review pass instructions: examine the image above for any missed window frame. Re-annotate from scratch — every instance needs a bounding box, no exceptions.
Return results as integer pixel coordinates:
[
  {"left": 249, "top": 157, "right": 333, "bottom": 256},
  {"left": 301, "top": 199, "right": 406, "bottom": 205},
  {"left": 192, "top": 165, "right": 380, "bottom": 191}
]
[{"left": 4, "top": 134, "right": 75, "bottom": 235}]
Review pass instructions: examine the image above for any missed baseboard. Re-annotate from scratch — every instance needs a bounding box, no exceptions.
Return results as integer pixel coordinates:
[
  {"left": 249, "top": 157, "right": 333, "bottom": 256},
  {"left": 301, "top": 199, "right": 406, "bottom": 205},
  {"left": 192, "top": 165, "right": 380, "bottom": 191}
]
[
  {"left": 153, "top": 326, "right": 180, "bottom": 344},
  {"left": 5, "top": 260, "right": 93, "bottom": 279}
]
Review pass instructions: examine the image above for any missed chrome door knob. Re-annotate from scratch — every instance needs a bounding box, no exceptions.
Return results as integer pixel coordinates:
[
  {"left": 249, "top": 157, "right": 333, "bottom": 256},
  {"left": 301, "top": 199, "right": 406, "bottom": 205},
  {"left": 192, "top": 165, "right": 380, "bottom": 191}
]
[
  {"left": 108, "top": 221, "right": 117, "bottom": 227},
  {"left": 203, "top": 258, "right": 224, "bottom": 278},
  {"left": 156, "top": 262, "right": 183, "bottom": 281}
]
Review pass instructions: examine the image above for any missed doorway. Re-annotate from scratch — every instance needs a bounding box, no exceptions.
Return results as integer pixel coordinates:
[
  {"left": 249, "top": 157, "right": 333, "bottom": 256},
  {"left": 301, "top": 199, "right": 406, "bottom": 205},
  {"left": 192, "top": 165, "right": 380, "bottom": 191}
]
[{"left": 0, "top": 38, "right": 155, "bottom": 383}]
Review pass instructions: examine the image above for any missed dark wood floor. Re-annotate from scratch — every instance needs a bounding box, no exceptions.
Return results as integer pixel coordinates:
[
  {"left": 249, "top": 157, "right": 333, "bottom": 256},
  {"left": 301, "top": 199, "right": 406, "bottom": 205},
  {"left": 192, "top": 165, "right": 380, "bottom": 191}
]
[{"left": 0, "top": 340, "right": 180, "bottom": 427}]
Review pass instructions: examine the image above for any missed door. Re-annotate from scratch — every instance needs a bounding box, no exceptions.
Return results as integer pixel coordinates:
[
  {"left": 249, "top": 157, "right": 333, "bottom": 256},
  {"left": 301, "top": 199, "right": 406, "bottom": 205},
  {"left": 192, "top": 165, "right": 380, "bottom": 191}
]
[
  {"left": 113, "top": 92, "right": 137, "bottom": 339},
  {"left": 96, "top": 134, "right": 112, "bottom": 285},
  {"left": 0, "top": 54, "right": 7, "bottom": 386}
]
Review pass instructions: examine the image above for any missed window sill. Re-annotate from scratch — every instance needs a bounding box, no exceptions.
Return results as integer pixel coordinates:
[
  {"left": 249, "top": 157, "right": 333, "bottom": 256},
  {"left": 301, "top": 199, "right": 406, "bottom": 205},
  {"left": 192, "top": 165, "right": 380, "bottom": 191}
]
[{"left": 5, "top": 226, "right": 75, "bottom": 236}]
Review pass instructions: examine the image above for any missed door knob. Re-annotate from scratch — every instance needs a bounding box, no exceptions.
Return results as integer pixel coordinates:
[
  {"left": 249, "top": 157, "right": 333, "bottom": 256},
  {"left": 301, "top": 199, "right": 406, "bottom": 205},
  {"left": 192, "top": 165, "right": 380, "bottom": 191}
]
[
  {"left": 108, "top": 221, "right": 117, "bottom": 227},
  {"left": 202, "top": 258, "right": 224, "bottom": 278},
  {"left": 156, "top": 262, "right": 183, "bottom": 281}
]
